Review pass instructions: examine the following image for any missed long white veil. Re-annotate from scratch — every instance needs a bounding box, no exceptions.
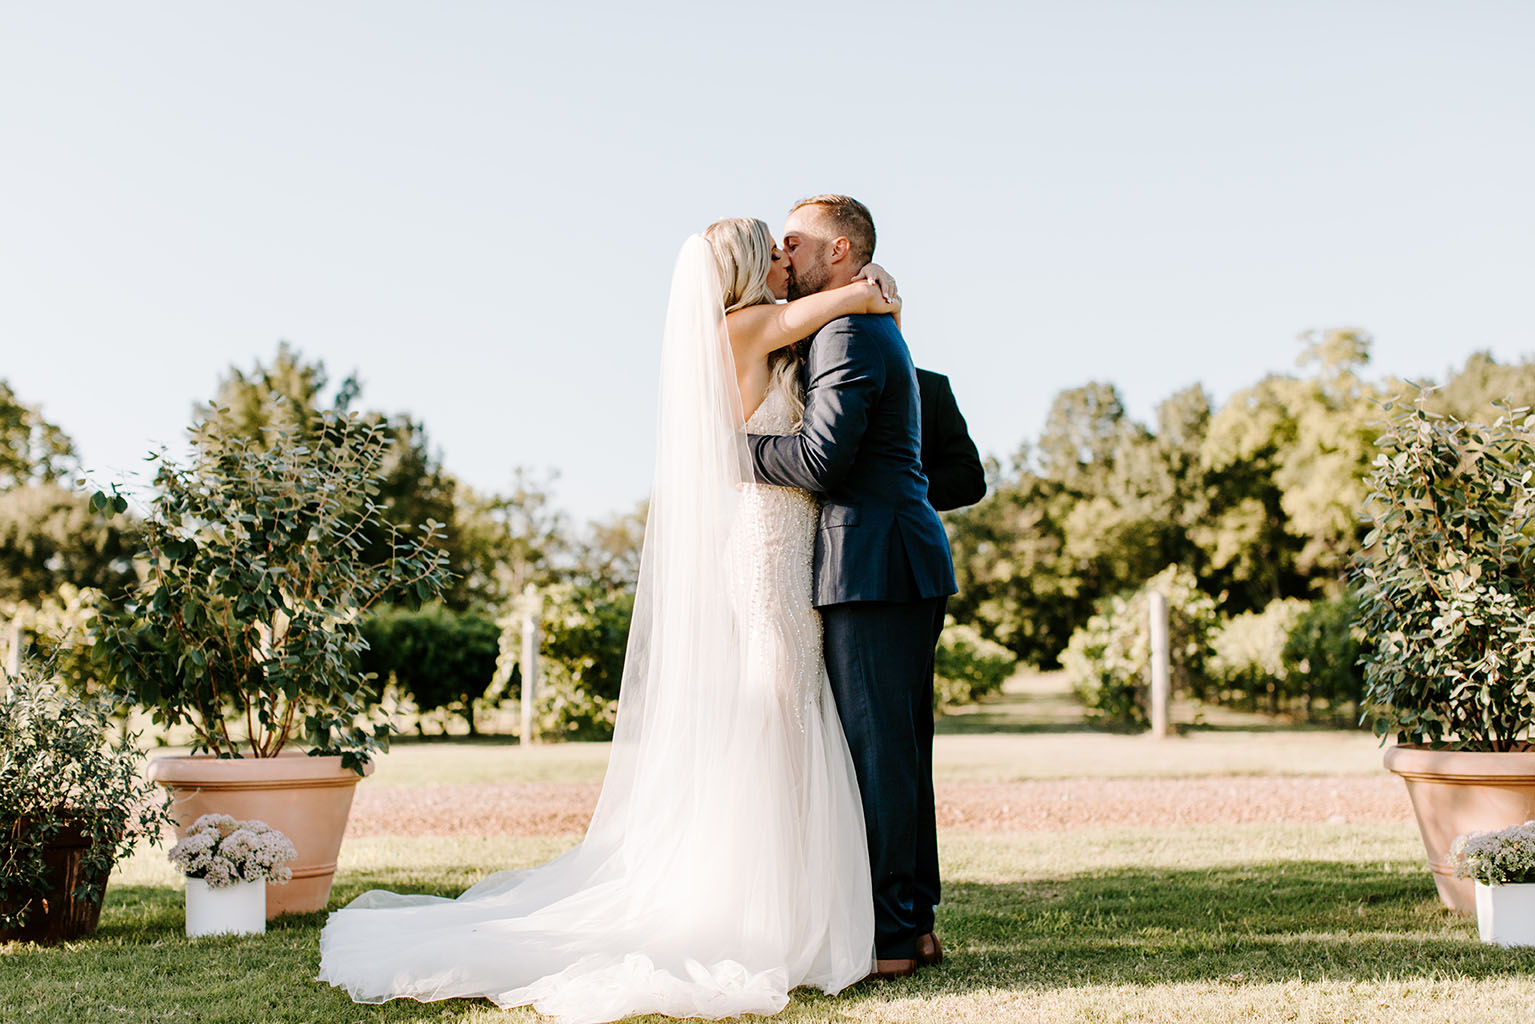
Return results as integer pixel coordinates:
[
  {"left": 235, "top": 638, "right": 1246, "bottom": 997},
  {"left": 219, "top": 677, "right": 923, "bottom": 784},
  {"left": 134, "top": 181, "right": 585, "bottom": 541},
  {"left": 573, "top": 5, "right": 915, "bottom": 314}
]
[
  {"left": 590, "top": 233, "right": 752, "bottom": 858},
  {"left": 320, "top": 235, "right": 864, "bottom": 1022}
]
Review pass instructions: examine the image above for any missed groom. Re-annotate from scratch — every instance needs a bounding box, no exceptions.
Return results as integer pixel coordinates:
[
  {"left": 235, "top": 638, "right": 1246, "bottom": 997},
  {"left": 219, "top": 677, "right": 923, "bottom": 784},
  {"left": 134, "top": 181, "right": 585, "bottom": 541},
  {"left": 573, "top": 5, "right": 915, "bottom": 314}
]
[{"left": 748, "top": 195, "right": 957, "bottom": 979}]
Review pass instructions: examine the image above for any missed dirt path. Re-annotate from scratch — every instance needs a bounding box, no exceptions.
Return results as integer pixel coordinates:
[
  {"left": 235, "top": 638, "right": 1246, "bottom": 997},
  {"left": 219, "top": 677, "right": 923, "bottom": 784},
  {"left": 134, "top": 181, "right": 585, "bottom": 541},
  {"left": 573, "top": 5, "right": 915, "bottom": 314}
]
[{"left": 347, "top": 776, "right": 1412, "bottom": 837}]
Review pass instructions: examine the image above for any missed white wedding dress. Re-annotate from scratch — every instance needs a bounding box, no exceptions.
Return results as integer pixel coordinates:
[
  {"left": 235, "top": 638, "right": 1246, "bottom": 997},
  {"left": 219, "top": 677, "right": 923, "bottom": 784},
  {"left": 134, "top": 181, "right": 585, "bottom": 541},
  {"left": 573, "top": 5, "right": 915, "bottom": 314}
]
[{"left": 317, "top": 238, "right": 874, "bottom": 1023}]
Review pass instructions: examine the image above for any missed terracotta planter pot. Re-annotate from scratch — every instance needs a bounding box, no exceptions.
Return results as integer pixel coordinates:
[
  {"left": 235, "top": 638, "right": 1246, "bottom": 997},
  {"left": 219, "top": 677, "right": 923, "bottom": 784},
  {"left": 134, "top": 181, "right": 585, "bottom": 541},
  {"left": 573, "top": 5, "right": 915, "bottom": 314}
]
[
  {"left": 148, "top": 752, "right": 373, "bottom": 918},
  {"left": 0, "top": 821, "right": 111, "bottom": 944},
  {"left": 1384, "top": 745, "right": 1535, "bottom": 915}
]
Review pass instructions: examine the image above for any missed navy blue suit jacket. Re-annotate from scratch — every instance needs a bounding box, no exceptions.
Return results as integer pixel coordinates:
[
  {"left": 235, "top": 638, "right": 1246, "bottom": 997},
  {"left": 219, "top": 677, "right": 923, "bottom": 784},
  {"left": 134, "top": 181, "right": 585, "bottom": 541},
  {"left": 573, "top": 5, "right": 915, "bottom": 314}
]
[
  {"left": 748, "top": 314, "right": 957, "bottom": 608},
  {"left": 917, "top": 368, "right": 986, "bottom": 512}
]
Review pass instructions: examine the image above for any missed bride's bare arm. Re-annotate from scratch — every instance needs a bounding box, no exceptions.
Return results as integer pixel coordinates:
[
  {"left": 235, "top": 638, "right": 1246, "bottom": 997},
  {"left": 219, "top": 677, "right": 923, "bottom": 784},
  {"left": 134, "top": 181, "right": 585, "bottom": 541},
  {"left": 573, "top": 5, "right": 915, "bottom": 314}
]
[{"left": 726, "top": 281, "right": 900, "bottom": 363}]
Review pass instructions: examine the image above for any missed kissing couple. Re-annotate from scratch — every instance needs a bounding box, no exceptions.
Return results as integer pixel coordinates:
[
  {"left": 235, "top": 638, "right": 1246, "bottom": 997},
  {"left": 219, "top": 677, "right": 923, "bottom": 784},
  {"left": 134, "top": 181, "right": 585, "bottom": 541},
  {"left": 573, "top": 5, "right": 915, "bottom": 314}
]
[{"left": 318, "top": 195, "right": 959, "bottom": 1023}]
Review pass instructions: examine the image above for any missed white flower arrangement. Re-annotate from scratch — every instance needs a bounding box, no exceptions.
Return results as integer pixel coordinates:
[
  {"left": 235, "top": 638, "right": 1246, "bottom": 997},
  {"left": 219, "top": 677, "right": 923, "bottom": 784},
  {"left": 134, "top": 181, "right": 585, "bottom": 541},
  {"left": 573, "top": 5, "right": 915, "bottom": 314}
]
[
  {"left": 167, "top": 814, "right": 298, "bottom": 888},
  {"left": 1448, "top": 820, "right": 1535, "bottom": 887}
]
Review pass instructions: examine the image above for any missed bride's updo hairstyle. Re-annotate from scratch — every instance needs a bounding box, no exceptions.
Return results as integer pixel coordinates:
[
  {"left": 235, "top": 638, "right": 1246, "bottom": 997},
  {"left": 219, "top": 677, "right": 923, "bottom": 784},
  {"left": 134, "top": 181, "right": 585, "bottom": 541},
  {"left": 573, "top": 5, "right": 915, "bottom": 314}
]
[{"left": 704, "top": 216, "right": 804, "bottom": 427}]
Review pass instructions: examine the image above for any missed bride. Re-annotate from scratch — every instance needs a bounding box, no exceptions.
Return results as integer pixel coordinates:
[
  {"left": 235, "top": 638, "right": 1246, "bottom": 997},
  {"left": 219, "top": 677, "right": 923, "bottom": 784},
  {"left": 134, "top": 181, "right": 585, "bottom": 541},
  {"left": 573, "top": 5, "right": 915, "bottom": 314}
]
[{"left": 317, "top": 217, "right": 902, "bottom": 1023}]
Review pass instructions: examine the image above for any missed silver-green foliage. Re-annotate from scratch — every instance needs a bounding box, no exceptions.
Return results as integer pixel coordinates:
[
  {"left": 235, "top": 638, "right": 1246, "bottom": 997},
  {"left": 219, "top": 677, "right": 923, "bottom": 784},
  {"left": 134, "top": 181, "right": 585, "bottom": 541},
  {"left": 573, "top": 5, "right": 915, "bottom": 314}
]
[
  {"left": 1353, "top": 391, "right": 1535, "bottom": 751},
  {"left": 93, "top": 410, "right": 453, "bottom": 771}
]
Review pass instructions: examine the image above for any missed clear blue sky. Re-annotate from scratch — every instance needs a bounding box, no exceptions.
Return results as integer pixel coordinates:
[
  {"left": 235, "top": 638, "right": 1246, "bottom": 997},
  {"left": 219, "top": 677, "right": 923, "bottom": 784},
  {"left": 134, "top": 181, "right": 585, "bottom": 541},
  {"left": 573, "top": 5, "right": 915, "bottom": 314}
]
[{"left": 3, "top": 2, "right": 1531, "bottom": 522}]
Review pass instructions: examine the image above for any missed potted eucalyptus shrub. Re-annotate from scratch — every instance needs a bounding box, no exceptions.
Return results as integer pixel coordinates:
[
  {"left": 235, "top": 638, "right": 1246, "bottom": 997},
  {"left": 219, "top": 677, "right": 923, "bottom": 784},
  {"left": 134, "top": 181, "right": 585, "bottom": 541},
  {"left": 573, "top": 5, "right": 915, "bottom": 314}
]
[
  {"left": 1, "top": 662, "right": 170, "bottom": 944},
  {"left": 1354, "top": 390, "right": 1535, "bottom": 914},
  {"left": 93, "top": 410, "right": 450, "bottom": 916}
]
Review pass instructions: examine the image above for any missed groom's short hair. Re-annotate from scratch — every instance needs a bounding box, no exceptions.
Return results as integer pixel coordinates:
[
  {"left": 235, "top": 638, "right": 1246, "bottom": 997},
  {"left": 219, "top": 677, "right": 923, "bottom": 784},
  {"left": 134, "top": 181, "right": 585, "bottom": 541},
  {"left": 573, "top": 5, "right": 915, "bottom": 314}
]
[{"left": 791, "top": 194, "right": 876, "bottom": 268}]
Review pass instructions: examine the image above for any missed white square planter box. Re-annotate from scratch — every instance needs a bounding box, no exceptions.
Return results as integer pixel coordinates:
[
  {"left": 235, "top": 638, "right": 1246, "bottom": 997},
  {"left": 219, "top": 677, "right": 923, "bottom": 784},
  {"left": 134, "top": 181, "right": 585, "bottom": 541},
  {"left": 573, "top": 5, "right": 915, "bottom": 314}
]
[
  {"left": 185, "top": 878, "right": 267, "bottom": 937},
  {"left": 1474, "top": 881, "right": 1535, "bottom": 947}
]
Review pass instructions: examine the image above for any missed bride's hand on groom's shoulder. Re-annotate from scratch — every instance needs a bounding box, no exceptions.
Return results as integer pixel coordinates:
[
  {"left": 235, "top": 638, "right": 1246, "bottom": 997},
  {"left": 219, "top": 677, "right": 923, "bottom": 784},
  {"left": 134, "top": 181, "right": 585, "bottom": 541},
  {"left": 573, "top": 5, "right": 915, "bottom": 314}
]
[
  {"left": 854, "top": 264, "right": 901, "bottom": 317},
  {"left": 865, "top": 287, "right": 901, "bottom": 317},
  {"left": 856, "top": 263, "right": 898, "bottom": 303}
]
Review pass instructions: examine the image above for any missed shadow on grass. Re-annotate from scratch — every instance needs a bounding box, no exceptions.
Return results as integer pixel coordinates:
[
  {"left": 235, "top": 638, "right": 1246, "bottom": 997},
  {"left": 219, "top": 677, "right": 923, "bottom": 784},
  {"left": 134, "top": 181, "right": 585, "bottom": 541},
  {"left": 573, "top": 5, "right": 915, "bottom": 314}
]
[
  {"left": 934, "top": 715, "right": 1124, "bottom": 736},
  {"left": 932, "top": 708, "right": 1370, "bottom": 738},
  {"left": 925, "top": 860, "right": 1535, "bottom": 991},
  {"left": 1177, "top": 718, "right": 1365, "bottom": 736},
  {"left": 934, "top": 689, "right": 1119, "bottom": 736},
  {"left": 384, "top": 732, "right": 526, "bottom": 747},
  {"left": 8, "top": 861, "right": 1533, "bottom": 1024}
]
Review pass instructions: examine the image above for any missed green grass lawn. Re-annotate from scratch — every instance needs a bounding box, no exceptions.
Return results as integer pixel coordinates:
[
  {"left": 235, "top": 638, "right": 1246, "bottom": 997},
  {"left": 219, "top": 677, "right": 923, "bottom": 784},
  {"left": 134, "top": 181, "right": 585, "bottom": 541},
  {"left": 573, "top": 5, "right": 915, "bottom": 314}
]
[
  {"left": 8, "top": 673, "right": 1521, "bottom": 1023},
  {"left": 6, "top": 826, "right": 1532, "bottom": 1024}
]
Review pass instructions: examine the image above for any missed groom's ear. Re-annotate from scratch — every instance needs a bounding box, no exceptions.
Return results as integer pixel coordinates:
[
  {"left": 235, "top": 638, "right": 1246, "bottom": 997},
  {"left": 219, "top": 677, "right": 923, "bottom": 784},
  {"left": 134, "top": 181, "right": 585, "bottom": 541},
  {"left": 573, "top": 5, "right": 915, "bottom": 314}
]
[{"left": 827, "top": 236, "right": 851, "bottom": 265}]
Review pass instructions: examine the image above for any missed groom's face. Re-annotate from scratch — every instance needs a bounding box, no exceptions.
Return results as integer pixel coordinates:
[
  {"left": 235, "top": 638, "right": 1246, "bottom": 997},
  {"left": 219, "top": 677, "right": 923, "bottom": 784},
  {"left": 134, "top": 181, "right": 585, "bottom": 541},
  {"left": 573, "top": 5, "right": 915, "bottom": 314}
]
[{"left": 781, "top": 207, "right": 833, "bottom": 300}]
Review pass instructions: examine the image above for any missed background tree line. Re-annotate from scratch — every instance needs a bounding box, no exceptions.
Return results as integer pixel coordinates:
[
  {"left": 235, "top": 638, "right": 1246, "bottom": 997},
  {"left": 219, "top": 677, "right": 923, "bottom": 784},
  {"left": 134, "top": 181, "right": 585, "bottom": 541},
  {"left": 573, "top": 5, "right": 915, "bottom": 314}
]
[
  {"left": 945, "top": 330, "right": 1534, "bottom": 724},
  {"left": 3, "top": 334, "right": 1530, "bottom": 735},
  {"left": 1, "top": 344, "right": 646, "bottom": 737}
]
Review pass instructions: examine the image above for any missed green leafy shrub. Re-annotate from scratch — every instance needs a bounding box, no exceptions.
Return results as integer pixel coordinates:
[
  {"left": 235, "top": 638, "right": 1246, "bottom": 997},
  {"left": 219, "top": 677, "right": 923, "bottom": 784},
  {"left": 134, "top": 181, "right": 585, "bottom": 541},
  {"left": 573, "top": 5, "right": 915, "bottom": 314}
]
[
  {"left": 1280, "top": 592, "right": 1366, "bottom": 719},
  {"left": 532, "top": 674, "right": 620, "bottom": 742},
  {"left": 359, "top": 605, "right": 500, "bottom": 735},
  {"left": 0, "top": 484, "right": 140, "bottom": 606},
  {"left": 496, "top": 583, "right": 633, "bottom": 741},
  {"left": 934, "top": 620, "right": 1018, "bottom": 709},
  {"left": 1, "top": 662, "right": 170, "bottom": 934},
  {"left": 1061, "top": 564, "right": 1219, "bottom": 727},
  {"left": 92, "top": 411, "right": 452, "bottom": 772},
  {"left": 1, "top": 584, "right": 104, "bottom": 698},
  {"left": 1185, "top": 593, "right": 1367, "bottom": 723},
  {"left": 1205, "top": 598, "right": 1311, "bottom": 712},
  {"left": 1352, "top": 393, "right": 1535, "bottom": 751}
]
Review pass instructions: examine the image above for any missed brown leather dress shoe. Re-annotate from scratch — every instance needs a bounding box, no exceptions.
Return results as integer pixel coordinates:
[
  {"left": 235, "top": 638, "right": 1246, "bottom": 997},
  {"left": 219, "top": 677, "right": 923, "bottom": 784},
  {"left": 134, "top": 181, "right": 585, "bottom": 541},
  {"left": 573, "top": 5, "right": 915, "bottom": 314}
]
[
  {"left": 868, "top": 957, "right": 917, "bottom": 981},
  {"left": 916, "top": 931, "right": 944, "bottom": 967}
]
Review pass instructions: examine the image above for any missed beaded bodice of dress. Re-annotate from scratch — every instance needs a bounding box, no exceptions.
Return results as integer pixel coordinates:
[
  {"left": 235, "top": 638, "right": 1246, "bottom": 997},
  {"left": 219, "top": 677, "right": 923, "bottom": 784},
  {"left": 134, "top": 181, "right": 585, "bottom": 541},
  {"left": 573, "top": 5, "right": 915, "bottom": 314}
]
[
  {"left": 732, "top": 386, "right": 823, "bottom": 731},
  {"left": 743, "top": 386, "right": 797, "bottom": 437}
]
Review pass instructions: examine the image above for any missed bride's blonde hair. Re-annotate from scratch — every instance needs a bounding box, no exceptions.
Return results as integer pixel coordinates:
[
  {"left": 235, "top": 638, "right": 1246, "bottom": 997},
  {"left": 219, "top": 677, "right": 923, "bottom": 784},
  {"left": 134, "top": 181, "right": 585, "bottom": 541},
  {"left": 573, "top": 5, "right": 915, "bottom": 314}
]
[{"left": 704, "top": 217, "right": 804, "bottom": 427}]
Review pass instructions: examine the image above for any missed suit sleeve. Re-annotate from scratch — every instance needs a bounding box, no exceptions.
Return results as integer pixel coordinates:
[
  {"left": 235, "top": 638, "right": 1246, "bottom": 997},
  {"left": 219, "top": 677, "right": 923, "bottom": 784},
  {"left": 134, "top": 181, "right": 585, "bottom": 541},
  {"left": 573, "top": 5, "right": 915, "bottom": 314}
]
[
  {"left": 924, "top": 376, "right": 987, "bottom": 511},
  {"left": 749, "top": 318, "right": 885, "bottom": 493}
]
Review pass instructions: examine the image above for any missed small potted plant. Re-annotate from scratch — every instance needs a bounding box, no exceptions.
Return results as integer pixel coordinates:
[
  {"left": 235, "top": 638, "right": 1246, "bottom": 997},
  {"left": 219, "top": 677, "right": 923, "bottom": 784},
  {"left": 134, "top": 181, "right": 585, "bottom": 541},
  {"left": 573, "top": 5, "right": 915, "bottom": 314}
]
[
  {"left": 92, "top": 410, "right": 451, "bottom": 916},
  {"left": 1448, "top": 821, "right": 1535, "bottom": 947},
  {"left": 0, "top": 662, "right": 170, "bottom": 944},
  {"left": 1354, "top": 390, "right": 1535, "bottom": 914},
  {"left": 168, "top": 814, "right": 297, "bottom": 937}
]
